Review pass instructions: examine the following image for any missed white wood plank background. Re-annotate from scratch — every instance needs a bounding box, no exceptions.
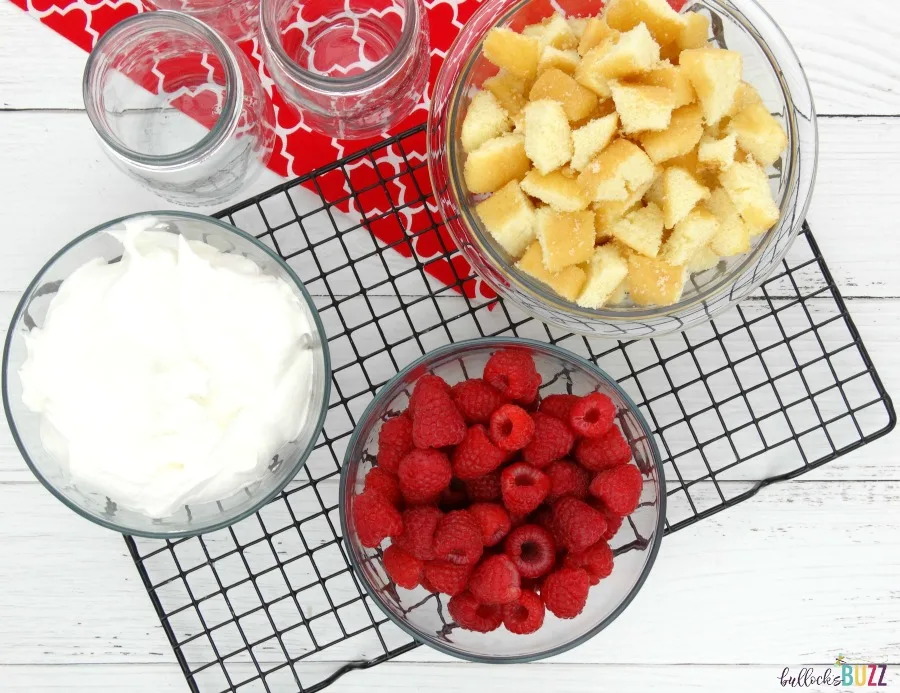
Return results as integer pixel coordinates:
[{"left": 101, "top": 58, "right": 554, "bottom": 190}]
[{"left": 0, "top": 1, "right": 898, "bottom": 692}]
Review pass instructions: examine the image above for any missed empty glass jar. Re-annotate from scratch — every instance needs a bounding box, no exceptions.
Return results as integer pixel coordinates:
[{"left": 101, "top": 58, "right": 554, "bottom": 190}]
[
  {"left": 260, "top": 0, "right": 430, "bottom": 139},
  {"left": 83, "top": 11, "right": 275, "bottom": 206}
]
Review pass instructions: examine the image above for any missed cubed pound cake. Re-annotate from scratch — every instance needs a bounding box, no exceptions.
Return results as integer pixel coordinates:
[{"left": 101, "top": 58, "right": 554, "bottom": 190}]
[
  {"left": 609, "top": 80, "right": 676, "bottom": 133},
  {"left": 483, "top": 28, "right": 541, "bottom": 80},
  {"left": 706, "top": 187, "right": 751, "bottom": 256},
  {"left": 535, "top": 207, "right": 596, "bottom": 271},
  {"left": 521, "top": 168, "right": 590, "bottom": 212},
  {"left": 719, "top": 158, "right": 780, "bottom": 235},
  {"left": 640, "top": 62, "right": 697, "bottom": 108},
  {"left": 661, "top": 166, "right": 710, "bottom": 229},
  {"left": 461, "top": 91, "right": 511, "bottom": 153},
  {"left": 687, "top": 244, "right": 720, "bottom": 273},
  {"left": 579, "top": 138, "right": 656, "bottom": 203},
  {"left": 516, "top": 241, "right": 587, "bottom": 301},
  {"left": 529, "top": 68, "right": 599, "bottom": 122},
  {"left": 638, "top": 103, "right": 703, "bottom": 163},
  {"left": 609, "top": 202, "right": 665, "bottom": 257},
  {"left": 605, "top": 0, "right": 686, "bottom": 46},
  {"left": 680, "top": 47, "right": 743, "bottom": 126},
  {"left": 570, "top": 113, "right": 619, "bottom": 171},
  {"left": 539, "top": 46, "right": 581, "bottom": 75},
  {"left": 593, "top": 199, "right": 632, "bottom": 242},
  {"left": 593, "top": 23, "right": 661, "bottom": 80},
  {"left": 698, "top": 132, "right": 738, "bottom": 170},
  {"left": 627, "top": 253, "right": 686, "bottom": 306},
  {"left": 577, "top": 17, "right": 617, "bottom": 56},
  {"left": 727, "top": 102, "right": 788, "bottom": 167},
  {"left": 523, "top": 14, "right": 579, "bottom": 50},
  {"left": 483, "top": 72, "right": 530, "bottom": 117},
  {"left": 523, "top": 100, "right": 574, "bottom": 174},
  {"left": 475, "top": 179, "right": 536, "bottom": 257},
  {"left": 576, "top": 244, "right": 630, "bottom": 309},
  {"left": 661, "top": 206, "right": 719, "bottom": 266},
  {"left": 464, "top": 133, "right": 532, "bottom": 194},
  {"left": 676, "top": 11, "right": 710, "bottom": 51}
]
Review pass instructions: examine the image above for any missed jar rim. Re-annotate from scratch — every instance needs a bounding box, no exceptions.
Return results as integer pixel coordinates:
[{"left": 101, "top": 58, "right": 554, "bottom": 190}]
[
  {"left": 82, "top": 11, "right": 243, "bottom": 169},
  {"left": 259, "top": 0, "right": 420, "bottom": 93}
]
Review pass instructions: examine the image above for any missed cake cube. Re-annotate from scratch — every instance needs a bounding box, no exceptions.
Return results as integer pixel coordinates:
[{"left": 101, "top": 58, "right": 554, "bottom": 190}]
[
  {"left": 535, "top": 207, "right": 596, "bottom": 271},
  {"left": 578, "top": 17, "right": 617, "bottom": 56},
  {"left": 539, "top": 46, "right": 581, "bottom": 75},
  {"left": 483, "top": 71, "right": 530, "bottom": 117},
  {"left": 524, "top": 100, "right": 574, "bottom": 173},
  {"left": 516, "top": 242, "right": 588, "bottom": 301},
  {"left": 475, "top": 180, "right": 537, "bottom": 257},
  {"left": 529, "top": 68, "right": 599, "bottom": 122},
  {"left": 576, "top": 244, "right": 630, "bottom": 308},
  {"left": 605, "top": 0, "right": 687, "bottom": 46},
  {"left": 610, "top": 80, "right": 676, "bottom": 133},
  {"left": 698, "top": 132, "right": 738, "bottom": 170},
  {"left": 662, "top": 166, "right": 710, "bottom": 229},
  {"left": 570, "top": 113, "right": 619, "bottom": 172},
  {"left": 483, "top": 28, "right": 542, "bottom": 81},
  {"left": 464, "top": 133, "right": 532, "bottom": 194},
  {"left": 578, "top": 138, "right": 656, "bottom": 203},
  {"left": 575, "top": 42, "right": 615, "bottom": 98},
  {"left": 687, "top": 245, "right": 721, "bottom": 273},
  {"left": 610, "top": 202, "right": 665, "bottom": 257},
  {"left": 520, "top": 168, "right": 590, "bottom": 212},
  {"left": 726, "top": 81, "right": 763, "bottom": 118},
  {"left": 607, "top": 279, "right": 628, "bottom": 304},
  {"left": 594, "top": 23, "right": 661, "bottom": 80},
  {"left": 640, "top": 62, "right": 696, "bottom": 108},
  {"left": 727, "top": 102, "right": 788, "bottom": 167},
  {"left": 627, "top": 253, "right": 686, "bottom": 306},
  {"left": 638, "top": 103, "right": 703, "bottom": 163},
  {"left": 662, "top": 206, "right": 719, "bottom": 265},
  {"left": 676, "top": 11, "right": 710, "bottom": 51},
  {"left": 524, "top": 14, "right": 579, "bottom": 50},
  {"left": 719, "top": 158, "right": 780, "bottom": 234},
  {"left": 680, "top": 48, "right": 743, "bottom": 126},
  {"left": 568, "top": 17, "right": 589, "bottom": 39},
  {"left": 461, "top": 90, "right": 512, "bottom": 153},
  {"left": 593, "top": 199, "right": 632, "bottom": 242},
  {"left": 706, "top": 187, "right": 751, "bottom": 256}
]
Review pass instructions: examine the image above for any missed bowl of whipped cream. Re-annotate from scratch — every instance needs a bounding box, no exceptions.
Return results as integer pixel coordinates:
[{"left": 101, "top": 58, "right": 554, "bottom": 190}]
[{"left": 2, "top": 212, "right": 330, "bottom": 537}]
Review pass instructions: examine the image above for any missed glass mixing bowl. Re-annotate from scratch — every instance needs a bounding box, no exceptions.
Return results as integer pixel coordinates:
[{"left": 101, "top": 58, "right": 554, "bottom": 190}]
[
  {"left": 340, "top": 338, "right": 665, "bottom": 661},
  {"left": 2, "top": 212, "right": 331, "bottom": 538},
  {"left": 428, "top": 0, "right": 818, "bottom": 338}
]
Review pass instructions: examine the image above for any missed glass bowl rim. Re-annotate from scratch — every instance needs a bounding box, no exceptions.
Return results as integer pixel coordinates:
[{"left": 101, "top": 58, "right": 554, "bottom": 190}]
[
  {"left": 1, "top": 210, "right": 333, "bottom": 539},
  {"left": 338, "top": 336, "right": 666, "bottom": 663},
  {"left": 427, "top": 0, "right": 819, "bottom": 326}
]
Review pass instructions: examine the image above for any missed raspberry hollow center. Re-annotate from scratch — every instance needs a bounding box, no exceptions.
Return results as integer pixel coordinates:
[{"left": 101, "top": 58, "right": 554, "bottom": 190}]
[{"left": 521, "top": 541, "right": 540, "bottom": 562}]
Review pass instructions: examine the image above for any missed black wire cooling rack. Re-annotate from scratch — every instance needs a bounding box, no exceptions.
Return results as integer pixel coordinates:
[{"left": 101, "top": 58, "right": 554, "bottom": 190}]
[{"left": 124, "top": 123, "right": 895, "bottom": 693}]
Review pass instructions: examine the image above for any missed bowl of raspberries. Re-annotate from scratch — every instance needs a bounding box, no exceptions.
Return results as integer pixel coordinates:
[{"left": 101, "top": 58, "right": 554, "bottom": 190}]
[{"left": 339, "top": 338, "right": 665, "bottom": 661}]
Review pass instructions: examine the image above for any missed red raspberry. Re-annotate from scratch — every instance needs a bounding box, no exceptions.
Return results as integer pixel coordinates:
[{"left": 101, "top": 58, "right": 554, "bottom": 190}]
[
  {"left": 394, "top": 506, "right": 443, "bottom": 560},
  {"left": 489, "top": 404, "right": 536, "bottom": 451},
  {"left": 433, "top": 510, "right": 483, "bottom": 566},
  {"left": 531, "top": 505, "right": 555, "bottom": 535},
  {"left": 539, "top": 394, "right": 580, "bottom": 422},
  {"left": 575, "top": 425, "right": 632, "bottom": 471},
  {"left": 383, "top": 544, "right": 423, "bottom": 589},
  {"left": 587, "top": 498, "right": 626, "bottom": 540},
  {"left": 363, "top": 467, "right": 401, "bottom": 506},
  {"left": 589, "top": 464, "right": 643, "bottom": 515},
  {"left": 468, "top": 503, "right": 511, "bottom": 547},
  {"left": 484, "top": 349, "right": 542, "bottom": 405},
  {"left": 501, "top": 463, "right": 551, "bottom": 516},
  {"left": 545, "top": 460, "right": 591, "bottom": 503},
  {"left": 502, "top": 589, "right": 545, "bottom": 635},
  {"left": 352, "top": 490, "right": 403, "bottom": 548},
  {"left": 407, "top": 374, "right": 450, "bottom": 418},
  {"left": 468, "top": 554, "right": 521, "bottom": 605},
  {"left": 448, "top": 591, "right": 503, "bottom": 633},
  {"left": 551, "top": 497, "right": 607, "bottom": 553},
  {"left": 521, "top": 413, "right": 575, "bottom": 468},
  {"left": 411, "top": 381, "right": 466, "bottom": 449},
  {"left": 376, "top": 414, "right": 413, "bottom": 475},
  {"left": 542, "top": 567, "right": 590, "bottom": 619},
  {"left": 423, "top": 560, "right": 471, "bottom": 596},
  {"left": 451, "top": 425, "right": 506, "bottom": 480},
  {"left": 564, "top": 541, "right": 614, "bottom": 585},
  {"left": 440, "top": 478, "right": 469, "bottom": 511},
  {"left": 398, "top": 449, "right": 451, "bottom": 505},
  {"left": 504, "top": 524, "right": 557, "bottom": 579},
  {"left": 450, "top": 378, "right": 507, "bottom": 424},
  {"left": 568, "top": 392, "right": 616, "bottom": 439},
  {"left": 464, "top": 471, "right": 502, "bottom": 503},
  {"left": 420, "top": 575, "right": 438, "bottom": 593}
]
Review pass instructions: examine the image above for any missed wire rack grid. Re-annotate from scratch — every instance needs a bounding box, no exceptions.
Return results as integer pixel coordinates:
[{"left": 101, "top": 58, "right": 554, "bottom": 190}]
[{"left": 124, "top": 123, "right": 895, "bottom": 693}]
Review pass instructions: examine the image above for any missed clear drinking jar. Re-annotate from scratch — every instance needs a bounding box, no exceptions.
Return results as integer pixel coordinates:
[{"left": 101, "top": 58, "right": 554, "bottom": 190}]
[
  {"left": 83, "top": 11, "right": 275, "bottom": 207},
  {"left": 142, "top": 0, "right": 259, "bottom": 43},
  {"left": 260, "top": 0, "right": 430, "bottom": 139}
]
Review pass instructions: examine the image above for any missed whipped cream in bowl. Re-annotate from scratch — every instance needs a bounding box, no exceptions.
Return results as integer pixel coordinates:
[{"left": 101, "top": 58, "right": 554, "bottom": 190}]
[{"left": 2, "top": 212, "right": 330, "bottom": 537}]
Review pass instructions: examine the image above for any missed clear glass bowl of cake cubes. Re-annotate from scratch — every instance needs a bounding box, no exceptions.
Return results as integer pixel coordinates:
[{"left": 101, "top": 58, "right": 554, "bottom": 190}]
[{"left": 427, "top": 0, "right": 818, "bottom": 339}]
